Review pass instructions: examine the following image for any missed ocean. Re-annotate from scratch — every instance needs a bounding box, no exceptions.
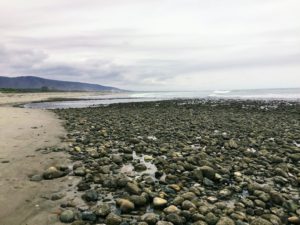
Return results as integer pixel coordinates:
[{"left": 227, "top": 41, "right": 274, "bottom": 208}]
[{"left": 24, "top": 88, "right": 300, "bottom": 109}]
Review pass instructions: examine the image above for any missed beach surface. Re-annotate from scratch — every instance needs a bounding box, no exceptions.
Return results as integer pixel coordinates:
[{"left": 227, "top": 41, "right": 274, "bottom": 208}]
[
  {"left": 0, "top": 93, "right": 79, "bottom": 225},
  {"left": 53, "top": 99, "right": 300, "bottom": 224},
  {"left": 1, "top": 93, "right": 300, "bottom": 225}
]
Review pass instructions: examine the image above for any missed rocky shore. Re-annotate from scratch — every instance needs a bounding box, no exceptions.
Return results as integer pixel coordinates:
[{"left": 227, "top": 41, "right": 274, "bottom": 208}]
[{"left": 43, "top": 99, "right": 299, "bottom": 225}]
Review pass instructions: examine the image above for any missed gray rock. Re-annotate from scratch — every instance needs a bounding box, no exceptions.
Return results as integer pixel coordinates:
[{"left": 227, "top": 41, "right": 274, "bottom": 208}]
[
  {"left": 51, "top": 192, "right": 65, "bottom": 201},
  {"left": 95, "top": 203, "right": 111, "bottom": 217},
  {"left": 73, "top": 162, "right": 83, "bottom": 170},
  {"left": 193, "top": 221, "right": 208, "bottom": 225},
  {"left": 181, "top": 192, "right": 197, "bottom": 200},
  {"left": 270, "top": 191, "right": 284, "bottom": 205},
  {"left": 105, "top": 213, "right": 123, "bottom": 225},
  {"left": 218, "top": 189, "right": 232, "bottom": 199},
  {"left": 205, "top": 212, "right": 219, "bottom": 225},
  {"left": 250, "top": 218, "right": 272, "bottom": 225},
  {"left": 111, "top": 154, "right": 123, "bottom": 164},
  {"left": 192, "top": 169, "right": 203, "bottom": 182},
  {"left": 126, "top": 182, "right": 141, "bottom": 194},
  {"left": 43, "top": 166, "right": 65, "bottom": 179},
  {"left": 74, "top": 167, "right": 86, "bottom": 176},
  {"left": 156, "top": 221, "right": 174, "bottom": 225},
  {"left": 229, "top": 139, "right": 238, "bottom": 149},
  {"left": 138, "top": 222, "right": 149, "bottom": 225},
  {"left": 203, "top": 177, "right": 214, "bottom": 186},
  {"left": 181, "top": 200, "right": 196, "bottom": 210},
  {"left": 200, "top": 166, "right": 216, "bottom": 180},
  {"left": 60, "top": 210, "right": 75, "bottom": 223},
  {"left": 70, "top": 221, "right": 86, "bottom": 225},
  {"left": 289, "top": 153, "right": 300, "bottom": 162},
  {"left": 134, "top": 163, "right": 147, "bottom": 171},
  {"left": 82, "top": 189, "right": 98, "bottom": 202},
  {"left": 130, "top": 195, "right": 148, "bottom": 206},
  {"left": 30, "top": 174, "right": 43, "bottom": 182},
  {"left": 81, "top": 211, "right": 96, "bottom": 221},
  {"left": 141, "top": 213, "right": 159, "bottom": 225},
  {"left": 216, "top": 217, "right": 235, "bottom": 225},
  {"left": 166, "top": 213, "right": 185, "bottom": 225}
]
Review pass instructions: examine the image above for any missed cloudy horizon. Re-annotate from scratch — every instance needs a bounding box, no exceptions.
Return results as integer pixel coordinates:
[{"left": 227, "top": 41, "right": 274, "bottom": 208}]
[{"left": 0, "top": 0, "right": 299, "bottom": 91}]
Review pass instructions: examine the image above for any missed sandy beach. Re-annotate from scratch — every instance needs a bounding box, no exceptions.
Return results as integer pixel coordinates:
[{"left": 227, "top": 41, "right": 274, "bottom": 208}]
[{"left": 0, "top": 93, "right": 83, "bottom": 225}]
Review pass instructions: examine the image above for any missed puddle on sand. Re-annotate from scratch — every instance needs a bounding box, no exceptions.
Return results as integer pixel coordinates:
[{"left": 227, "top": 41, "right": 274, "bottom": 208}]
[{"left": 120, "top": 151, "right": 165, "bottom": 181}]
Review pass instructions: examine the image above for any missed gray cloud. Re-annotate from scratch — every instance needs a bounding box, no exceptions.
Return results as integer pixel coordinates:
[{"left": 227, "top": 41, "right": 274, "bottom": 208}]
[{"left": 0, "top": 0, "right": 299, "bottom": 90}]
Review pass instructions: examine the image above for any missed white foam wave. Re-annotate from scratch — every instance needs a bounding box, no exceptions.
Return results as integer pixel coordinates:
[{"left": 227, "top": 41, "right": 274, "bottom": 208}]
[{"left": 213, "top": 90, "right": 231, "bottom": 94}]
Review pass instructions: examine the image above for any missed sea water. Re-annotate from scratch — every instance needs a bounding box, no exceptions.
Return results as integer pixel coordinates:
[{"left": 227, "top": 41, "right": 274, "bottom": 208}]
[{"left": 24, "top": 88, "right": 300, "bottom": 109}]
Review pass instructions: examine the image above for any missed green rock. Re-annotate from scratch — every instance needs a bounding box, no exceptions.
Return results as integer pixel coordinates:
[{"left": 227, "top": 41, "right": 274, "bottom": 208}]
[
  {"left": 205, "top": 212, "right": 219, "bottom": 225},
  {"left": 60, "top": 210, "right": 75, "bottom": 223}
]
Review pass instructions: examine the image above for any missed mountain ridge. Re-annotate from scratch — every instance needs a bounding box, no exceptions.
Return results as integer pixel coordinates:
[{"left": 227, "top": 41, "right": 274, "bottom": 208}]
[{"left": 0, "top": 76, "right": 123, "bottom": 92}]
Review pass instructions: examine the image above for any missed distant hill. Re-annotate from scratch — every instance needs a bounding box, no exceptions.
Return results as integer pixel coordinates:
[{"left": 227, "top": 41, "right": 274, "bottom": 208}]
[{"left": 0, "top": 76, "right": 123, "bottom": 92}]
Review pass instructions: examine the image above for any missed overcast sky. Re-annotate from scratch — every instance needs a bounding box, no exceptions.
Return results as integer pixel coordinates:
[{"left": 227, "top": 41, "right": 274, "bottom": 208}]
[{"left": 0, "top": 0, "right": 299, "bottom": 91}]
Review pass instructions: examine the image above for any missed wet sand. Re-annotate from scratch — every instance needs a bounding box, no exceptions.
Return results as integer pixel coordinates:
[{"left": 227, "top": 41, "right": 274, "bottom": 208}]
[{"left": 0, "top": 96, "right": 77, "bottom": 224}]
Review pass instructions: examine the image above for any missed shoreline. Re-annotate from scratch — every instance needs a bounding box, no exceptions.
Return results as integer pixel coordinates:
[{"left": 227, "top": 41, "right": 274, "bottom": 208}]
[{"left": 0, "top": 91, "right": 109, "bottom": 107}]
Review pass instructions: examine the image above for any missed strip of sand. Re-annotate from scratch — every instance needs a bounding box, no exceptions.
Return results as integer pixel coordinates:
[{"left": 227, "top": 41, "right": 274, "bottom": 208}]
[
  {"left": 0, "top": 94, "right": 80, "bottom": 225},
  {"left": 0, "top": 91, "right": 106, "bottom": 106}
]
